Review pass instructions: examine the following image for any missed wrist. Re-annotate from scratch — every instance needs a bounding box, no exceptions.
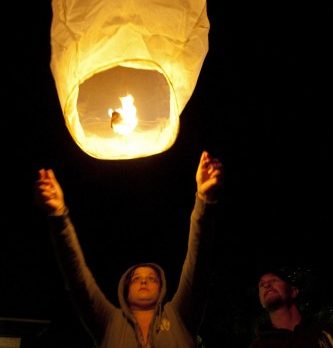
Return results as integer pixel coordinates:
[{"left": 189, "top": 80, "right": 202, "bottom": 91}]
[
  {"left": 197, "top": 191, "right": 206, "bottom": 201},
  {"left": 197, "top": 191, "right": 218, "bottom": 204},
  {"left": 48, "top": 205, "right": 68, "bottom": 216}
]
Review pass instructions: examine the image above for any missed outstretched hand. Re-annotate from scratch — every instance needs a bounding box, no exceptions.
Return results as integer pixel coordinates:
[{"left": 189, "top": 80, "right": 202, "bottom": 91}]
[
  {"left": 35, "top": 169, "right": 66, "bottom": 215},
  {"left": 196, "top": 151, "right": 223, "bottom": 202}
]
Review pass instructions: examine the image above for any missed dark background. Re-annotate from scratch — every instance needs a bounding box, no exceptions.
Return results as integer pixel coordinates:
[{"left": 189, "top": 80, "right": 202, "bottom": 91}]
[{"left": 1, "top": 1, "right": 332, "bottom": 347}]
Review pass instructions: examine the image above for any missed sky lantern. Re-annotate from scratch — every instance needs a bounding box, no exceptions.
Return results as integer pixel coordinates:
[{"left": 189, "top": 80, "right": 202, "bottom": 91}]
[{"left": 50, "top": 0, "right": 210, "bottom": 160}]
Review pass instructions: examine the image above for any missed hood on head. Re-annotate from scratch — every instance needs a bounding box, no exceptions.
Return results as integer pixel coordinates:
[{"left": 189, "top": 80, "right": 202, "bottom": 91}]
[{"left": 117, "top": 262, "right": 167, "bottom": 316}]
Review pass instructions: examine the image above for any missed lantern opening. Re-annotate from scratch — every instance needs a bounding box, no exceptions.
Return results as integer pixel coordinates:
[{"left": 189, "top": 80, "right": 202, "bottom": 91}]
[{"left": 76, "top": 65, "right": 178, "bottom": 159}]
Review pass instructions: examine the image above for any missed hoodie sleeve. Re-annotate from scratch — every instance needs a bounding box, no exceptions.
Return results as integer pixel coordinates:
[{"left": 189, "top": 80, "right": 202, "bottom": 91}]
[
  {"left": 48, "top": 210, "right": 116, "bottom": 343},
  {"left": 170, "top": 194, "right": 218, "bottom": 335}
]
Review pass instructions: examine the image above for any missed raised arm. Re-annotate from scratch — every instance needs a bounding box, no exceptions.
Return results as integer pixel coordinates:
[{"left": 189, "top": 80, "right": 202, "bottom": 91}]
[
  {"left": 35, "top": 169, "right": 115, "bottom": 342},
  {"left": 170, "top": 150, "right": 223, "bottom": 335}
]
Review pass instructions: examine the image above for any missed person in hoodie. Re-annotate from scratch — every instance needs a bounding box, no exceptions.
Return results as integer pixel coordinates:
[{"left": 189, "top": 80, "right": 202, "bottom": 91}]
[
  {"left": 249, "top": 267, "right": 333, "bottom": 348},
  {"left": 34, "top": 150, "right": 223, "bottom": 348}
]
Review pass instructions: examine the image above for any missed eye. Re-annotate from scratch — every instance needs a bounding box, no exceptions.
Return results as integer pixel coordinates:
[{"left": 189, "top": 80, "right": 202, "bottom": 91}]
[{"left": 131, "top": 276, "right": 140, "bottom": 283}]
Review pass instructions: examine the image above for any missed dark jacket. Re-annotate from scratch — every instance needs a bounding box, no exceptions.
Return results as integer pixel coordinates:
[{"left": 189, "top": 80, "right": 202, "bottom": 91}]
[
  {"left": 249, "top": 317, "right": 333, "bottom": 348},
  {"left": 49, "top": 196, "right": 217, "bottom": 348}
]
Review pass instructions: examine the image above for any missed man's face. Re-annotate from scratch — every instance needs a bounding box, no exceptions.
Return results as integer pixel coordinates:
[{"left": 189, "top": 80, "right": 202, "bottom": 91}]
[
  {"left": 258, "top": 273, "right": 298, "bottom": 311},
  {"left": 127, "top": 266, "right": 161, "bottom": 310}
]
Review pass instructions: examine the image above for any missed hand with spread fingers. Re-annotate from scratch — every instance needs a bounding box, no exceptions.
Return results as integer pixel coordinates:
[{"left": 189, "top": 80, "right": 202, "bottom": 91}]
[
  {"left": 35, "top": 169, "right": 66, "bottom": 216},
  {"left": 196, "top": 151, "right": 223, "bottom": 203}
]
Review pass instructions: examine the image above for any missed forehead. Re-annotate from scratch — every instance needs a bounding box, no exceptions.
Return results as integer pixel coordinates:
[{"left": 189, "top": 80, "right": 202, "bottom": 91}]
[
  {"left": 132, "top": 266, "right": 158, "bottom": 276},
  {"left": 259, "top": 273, "right": 284, "bottom": 283}
]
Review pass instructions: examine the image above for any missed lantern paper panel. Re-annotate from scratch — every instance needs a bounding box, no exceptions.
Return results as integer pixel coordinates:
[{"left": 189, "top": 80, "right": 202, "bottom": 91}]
[{"left": 50, "top": 0, "right": 209, "bottom": 159}]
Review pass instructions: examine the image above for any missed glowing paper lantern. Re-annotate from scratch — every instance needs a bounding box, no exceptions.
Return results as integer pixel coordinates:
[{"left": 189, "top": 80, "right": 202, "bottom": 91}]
[{"left": 50, "top": 0, "right": 209, "bottom": 159}]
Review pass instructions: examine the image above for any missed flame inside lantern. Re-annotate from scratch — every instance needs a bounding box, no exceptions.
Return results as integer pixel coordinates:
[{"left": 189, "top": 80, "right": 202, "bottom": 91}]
[{"left": 108, "top": 95, "right": 138, "bottom": 136}]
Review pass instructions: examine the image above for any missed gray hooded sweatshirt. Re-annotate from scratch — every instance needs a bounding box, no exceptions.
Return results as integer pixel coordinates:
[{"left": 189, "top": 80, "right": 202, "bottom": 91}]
[{"left": 49, "top": 196, "right": 217, "bottom": 347}]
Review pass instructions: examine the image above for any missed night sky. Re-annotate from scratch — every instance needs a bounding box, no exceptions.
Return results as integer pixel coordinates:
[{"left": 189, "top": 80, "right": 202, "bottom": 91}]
[{"left": 1, "top": 2, "right": 332, "bottom": 347}]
